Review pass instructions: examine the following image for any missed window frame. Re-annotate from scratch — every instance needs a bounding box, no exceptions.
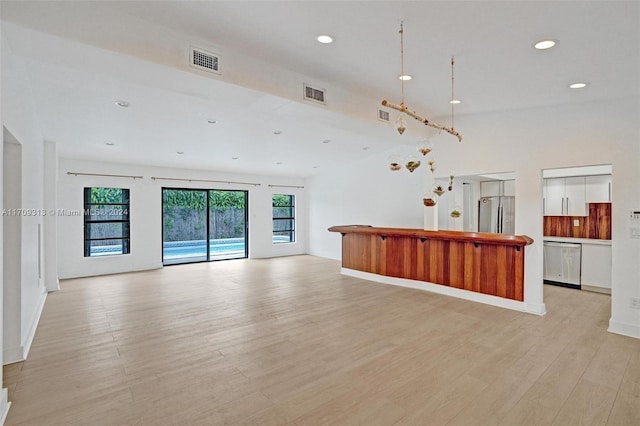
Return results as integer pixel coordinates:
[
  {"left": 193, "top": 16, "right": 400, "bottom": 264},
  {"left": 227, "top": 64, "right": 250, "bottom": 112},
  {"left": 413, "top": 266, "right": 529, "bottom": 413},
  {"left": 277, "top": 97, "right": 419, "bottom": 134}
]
[
  {"left": 83, "top": 187, "right": 131, "bottom": 257},
  {"left": 272, "top": 194, "right": 295, "bottom": 244}
]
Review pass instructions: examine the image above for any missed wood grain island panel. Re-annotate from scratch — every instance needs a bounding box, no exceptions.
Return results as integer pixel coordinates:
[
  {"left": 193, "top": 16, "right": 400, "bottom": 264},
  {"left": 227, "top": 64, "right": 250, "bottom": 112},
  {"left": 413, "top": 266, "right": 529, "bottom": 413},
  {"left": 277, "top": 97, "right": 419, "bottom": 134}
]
[{"left": 329, "top": 225, "right": 534, "bottom": 301}]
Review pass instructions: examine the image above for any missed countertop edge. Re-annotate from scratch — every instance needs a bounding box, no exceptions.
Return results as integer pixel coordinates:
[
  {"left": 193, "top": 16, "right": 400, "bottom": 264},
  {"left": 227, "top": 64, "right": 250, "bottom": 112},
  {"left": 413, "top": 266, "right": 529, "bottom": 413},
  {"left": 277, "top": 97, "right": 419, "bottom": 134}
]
[
  {"left": 329, "top": 225, "right": 534, "bottom": 246},
  {"left": 543, "top": 236, "right": 612, "bottom": 246}
]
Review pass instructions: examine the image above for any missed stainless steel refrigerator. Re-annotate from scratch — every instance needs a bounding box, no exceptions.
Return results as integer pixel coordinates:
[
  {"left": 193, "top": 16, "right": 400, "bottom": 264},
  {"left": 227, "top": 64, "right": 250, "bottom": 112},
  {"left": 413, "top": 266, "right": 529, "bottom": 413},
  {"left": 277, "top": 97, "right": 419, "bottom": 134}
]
[{"left": 478, "top": 196, "right": 515, "bottom": 234}]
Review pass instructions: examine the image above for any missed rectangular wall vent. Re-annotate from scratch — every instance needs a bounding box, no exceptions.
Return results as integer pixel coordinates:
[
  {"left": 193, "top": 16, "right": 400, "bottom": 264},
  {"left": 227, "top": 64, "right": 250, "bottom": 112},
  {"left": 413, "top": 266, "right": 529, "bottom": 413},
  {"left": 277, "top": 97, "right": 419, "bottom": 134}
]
[
  {"left": 377, "top": 108, "right": 390, "bottom": 123},
  {"left": 303, "top": 84, "right": 325, "bottom": 104},
  {"left": 190, "top": 47, "right": 221, "bottom": 74}
]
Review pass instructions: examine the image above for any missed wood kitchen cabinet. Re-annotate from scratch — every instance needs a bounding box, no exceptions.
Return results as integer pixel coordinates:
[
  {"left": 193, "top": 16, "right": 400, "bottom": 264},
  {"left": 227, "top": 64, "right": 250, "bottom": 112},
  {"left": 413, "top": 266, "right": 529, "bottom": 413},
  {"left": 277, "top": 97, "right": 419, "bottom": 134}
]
[
  {"left": 544, "top": 177, "right": 586, "bottom": 216},
  {"left": 585, "top": 175, "right": 612, "bottom": 203}
]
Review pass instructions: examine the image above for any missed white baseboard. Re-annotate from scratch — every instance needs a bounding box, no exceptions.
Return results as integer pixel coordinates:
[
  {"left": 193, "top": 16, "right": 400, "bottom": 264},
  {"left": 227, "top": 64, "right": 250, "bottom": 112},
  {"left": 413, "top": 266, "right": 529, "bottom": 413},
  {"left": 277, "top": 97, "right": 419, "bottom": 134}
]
[
  {"left": 2, "top": 346, "right": 24, "bottom": 365},
  {"left": 524, "top": 301, "right": 547, "bottom": 316},
  {"left": 608, "top": 318, "right": 640, "bottom": 339},
  {"left": 46, "top": 276, "right": 60, "bottom": 292},
  {"left": 58, "top": 261, "right": 163, "bottom": 279},
  {"left": 4, "top": 288, "right": 48, "bottom": 365},
  {"left": 0, "top": 389, "right": 10, "bottom": 425},
  {"left": 582, "top": 284, "right": 611, "bottom": 295},
  {"left": 342, "top": 268, "right": 546, "bottom": 316},
  {"left": 22, "top": 289, "right": 48, "bottom": 360}
]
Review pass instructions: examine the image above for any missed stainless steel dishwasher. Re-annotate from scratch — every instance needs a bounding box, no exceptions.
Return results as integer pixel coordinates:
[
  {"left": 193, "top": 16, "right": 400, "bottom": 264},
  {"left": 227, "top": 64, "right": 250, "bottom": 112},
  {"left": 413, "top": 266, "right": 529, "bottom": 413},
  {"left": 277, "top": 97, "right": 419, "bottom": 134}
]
[{"left": 543, "top": 242, "right": 582, "bottom": 289}]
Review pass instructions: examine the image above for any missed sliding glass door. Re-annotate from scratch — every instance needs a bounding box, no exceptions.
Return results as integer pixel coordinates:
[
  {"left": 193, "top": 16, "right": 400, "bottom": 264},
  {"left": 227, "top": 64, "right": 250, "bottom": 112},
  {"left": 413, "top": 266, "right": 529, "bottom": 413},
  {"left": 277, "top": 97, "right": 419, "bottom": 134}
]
[
  {"left": 209, "top": 190, "right": 248, "bottom": 260},
  {"left": 162, "top": 188, "right": 248, "bottom": 265}
]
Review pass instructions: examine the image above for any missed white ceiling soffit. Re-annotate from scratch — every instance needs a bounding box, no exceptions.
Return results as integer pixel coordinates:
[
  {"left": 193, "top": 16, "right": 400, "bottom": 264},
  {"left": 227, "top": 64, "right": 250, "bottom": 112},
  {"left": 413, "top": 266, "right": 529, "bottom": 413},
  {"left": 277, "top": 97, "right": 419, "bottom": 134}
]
[
  {"left": 0, "top": 1, "right": 638, "bottom": 177},
  {"left": 3, "top": 1, "right": 638, "bottom": 113}
]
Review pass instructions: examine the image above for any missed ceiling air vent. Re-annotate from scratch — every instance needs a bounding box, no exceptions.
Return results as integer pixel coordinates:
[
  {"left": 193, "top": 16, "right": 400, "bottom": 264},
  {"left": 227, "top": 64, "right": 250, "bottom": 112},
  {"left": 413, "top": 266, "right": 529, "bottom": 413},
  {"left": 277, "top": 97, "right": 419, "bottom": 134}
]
[
  {"left": 303, "top": 84, "right": 325, "bottom": 104},
  {"left": 190, "top": 47, "right": 221, "bottom": 74},
  {"left": 377, "top": 108, "right": 390, "bottom": 123}
]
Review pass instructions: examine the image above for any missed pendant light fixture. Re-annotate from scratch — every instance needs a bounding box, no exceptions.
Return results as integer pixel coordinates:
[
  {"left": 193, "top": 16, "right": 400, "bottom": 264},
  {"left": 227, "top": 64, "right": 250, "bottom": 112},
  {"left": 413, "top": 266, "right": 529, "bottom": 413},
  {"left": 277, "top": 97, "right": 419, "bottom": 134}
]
[
  {"left": 383, "top": 22, "right": 462, "bottom": 210},
  {"left": 396, "top": 22, "right": 408, "bottom": 135},
  {"left": 381, "top": 23, "right": 462, "bottom": 142}
]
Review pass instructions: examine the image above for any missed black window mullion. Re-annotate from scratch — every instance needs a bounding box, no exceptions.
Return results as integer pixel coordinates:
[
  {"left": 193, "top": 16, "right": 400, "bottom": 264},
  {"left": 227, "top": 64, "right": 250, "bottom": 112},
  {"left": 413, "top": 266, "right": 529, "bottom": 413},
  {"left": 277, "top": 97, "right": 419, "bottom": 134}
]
[
  {"left": 272, "top": 194, "right": 295, "bottom": 243},
  {"left": 84, "top": 187, "right": 131, "bottom": 257},
  {"left": 206, "top": 190, "right": 211, "bottom": 261}
]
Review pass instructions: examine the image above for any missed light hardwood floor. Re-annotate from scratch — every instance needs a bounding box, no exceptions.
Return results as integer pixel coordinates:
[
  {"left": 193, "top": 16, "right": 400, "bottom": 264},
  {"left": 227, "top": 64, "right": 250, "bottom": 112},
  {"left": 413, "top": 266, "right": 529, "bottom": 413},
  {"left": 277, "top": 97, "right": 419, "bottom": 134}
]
[{"left": 4, "top": 255, "right": 639, "bottom": 425}]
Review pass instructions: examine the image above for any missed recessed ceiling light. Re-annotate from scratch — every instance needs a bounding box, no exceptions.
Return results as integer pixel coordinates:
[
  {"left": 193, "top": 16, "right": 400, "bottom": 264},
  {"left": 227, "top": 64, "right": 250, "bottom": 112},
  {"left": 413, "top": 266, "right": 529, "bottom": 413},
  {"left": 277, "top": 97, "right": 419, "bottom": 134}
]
[
  {"left": 316, "top": 35, "right": 333, "bottom": 44},
  {"left": 399, "top": 75, "right": 412, "bottom": 81},
  {"left": 273, "top": 130, "right": 282, "bottom": 135},
  {"left": 207, "top": 119, "right": 217, "bottom": 124},
  {"left": 105, "top": 142, "right": 115, "bottom": 146},
  {"left": 322, "top": 139, "right": 331, "bottom": 144},
  {"left": 115, "top": 100, "right": 130, "bottom": 108},
  {"left": 534, "top": 39, "right": 557, "bottom": 50},
  {"left": 450, "top": 99, "right": 462, "bottom": 104},
  {"left": 177, "top": 151, "right": 184, "bottom": 155},
  {"left": 362, "top": 146, "right": 370, "bottom": 151},
  {"left": 313, "top": 166, "right": 319, "bottom": 169},
  {"left": 569, "top": 82, "right": 588, "bottom": 89},
  {"left": 276, "top": 161, "right": 283, "bottom": 165}
]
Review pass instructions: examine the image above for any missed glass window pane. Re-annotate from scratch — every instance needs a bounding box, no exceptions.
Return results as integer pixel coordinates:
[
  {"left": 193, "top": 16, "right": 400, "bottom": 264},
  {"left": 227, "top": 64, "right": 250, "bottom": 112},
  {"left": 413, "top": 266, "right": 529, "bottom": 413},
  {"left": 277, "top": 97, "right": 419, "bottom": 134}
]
[
  {"left": 273, "top": 219, "right": 294, "bottom": 231},
  {"left": 86, "top": 222, "right": 129, "bottom": 239},
  {"left": 87, "top": 239, "right": 129, "bottom": 256},
  {"left": 87, "top": 187, "right": 129, "bottom": 204},
  {"left": 273, "top": 231, "right": 294, "bottom": 244},
  {"left": 273, "top": 206, "right": 293, "bottom": 218},
  {"left": 272, "top": 194, "right": 293, "bottom": 207},
  {"left": 84, "top": 204, "right": 129, "bottom": 221},
  {"left": 207, "top": 190, "right": 248, "bottom": 261}
]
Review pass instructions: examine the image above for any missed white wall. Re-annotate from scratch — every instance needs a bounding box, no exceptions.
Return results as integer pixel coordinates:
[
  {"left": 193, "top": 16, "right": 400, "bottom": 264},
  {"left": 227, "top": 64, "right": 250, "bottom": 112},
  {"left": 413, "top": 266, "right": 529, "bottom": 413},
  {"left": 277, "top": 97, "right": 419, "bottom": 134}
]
[
  {"left": 306, "top": 148, "right": 424, "bottom": 260},
  {"left": 434, "top": 177, "right": 464, "bottom": 231},
  {"left": 3, "top": 137, "right": 22, "bottom": 363},
  {"left": 57, "top": 159, "right": 307, "bottom": 279},
  {"left": 0, "top": 19, "right": 7, "bottom": 420},
  {"left": 1, "top": 27, "right": 48, "bottom": 365},
  {"left": 307, "top": 97, "right": 640, "bottom": 337},
  {"left": 43, "top": 141, "right": 59, "bottom": 292}
]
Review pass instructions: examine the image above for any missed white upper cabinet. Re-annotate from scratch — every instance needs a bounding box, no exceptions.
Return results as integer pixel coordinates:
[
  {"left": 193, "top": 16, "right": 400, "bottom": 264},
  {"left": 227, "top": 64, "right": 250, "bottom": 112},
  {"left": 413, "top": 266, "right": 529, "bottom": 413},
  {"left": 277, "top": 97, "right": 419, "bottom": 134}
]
[
  {"left": 502, "top": 180, "right": 516, "bottom": 196},
  {"left": 480, "top": 180, "right": 515, "bottom": 197},
  {"left": 544, "top": 178, "right": 565, "bottom": 215},
  {"left": 544, "top": 177, "right": 587, "bottom": 216},
  {"left": 585, "top": 175, "right": 612, "bottom": 203},
  {"left": 564, "top": 176, "right": 586, "bottom": 216},
  {"left": 480, "top": 181, "right": 501, "bottom": 197}
]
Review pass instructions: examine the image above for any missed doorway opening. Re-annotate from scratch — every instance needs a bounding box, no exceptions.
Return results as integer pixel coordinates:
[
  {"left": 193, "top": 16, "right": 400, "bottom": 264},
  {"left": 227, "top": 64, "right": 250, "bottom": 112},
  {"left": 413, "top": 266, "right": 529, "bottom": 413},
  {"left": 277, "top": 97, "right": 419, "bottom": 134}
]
[
  {"left": 541, "top": 165, "right": 612, "bottom": 300},
  {"left": 162, "top": 188, "right": 248, "bottom": 265}
]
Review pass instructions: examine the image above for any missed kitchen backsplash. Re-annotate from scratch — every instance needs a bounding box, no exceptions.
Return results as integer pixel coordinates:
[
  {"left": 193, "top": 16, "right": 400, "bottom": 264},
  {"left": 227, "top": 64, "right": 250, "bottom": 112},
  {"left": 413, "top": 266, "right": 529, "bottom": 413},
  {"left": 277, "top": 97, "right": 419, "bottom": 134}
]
[{"left": 543, "top": 203, "right": 611, "bottom": 239}]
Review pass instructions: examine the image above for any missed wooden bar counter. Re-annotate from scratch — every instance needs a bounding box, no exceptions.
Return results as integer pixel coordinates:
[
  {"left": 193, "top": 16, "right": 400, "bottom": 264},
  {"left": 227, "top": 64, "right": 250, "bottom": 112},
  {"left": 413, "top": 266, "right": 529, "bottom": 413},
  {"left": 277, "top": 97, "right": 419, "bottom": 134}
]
[{"left": 328, "top": 225, "right": 534, "bottom": 301}]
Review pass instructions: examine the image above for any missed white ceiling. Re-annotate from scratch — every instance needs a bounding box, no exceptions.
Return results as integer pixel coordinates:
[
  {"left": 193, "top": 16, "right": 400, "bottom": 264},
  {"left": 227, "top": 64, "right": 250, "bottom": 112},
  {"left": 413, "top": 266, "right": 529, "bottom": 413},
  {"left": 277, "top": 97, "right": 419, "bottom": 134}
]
[{"left": 1, "top": 1, "right": 638, "bottom": 177}]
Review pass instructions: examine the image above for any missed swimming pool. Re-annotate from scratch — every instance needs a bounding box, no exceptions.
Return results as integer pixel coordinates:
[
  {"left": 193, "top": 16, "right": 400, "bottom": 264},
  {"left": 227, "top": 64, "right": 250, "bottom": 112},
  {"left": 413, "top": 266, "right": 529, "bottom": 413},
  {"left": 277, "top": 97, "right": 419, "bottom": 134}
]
[
  {"left": 162, "top": 238, "right": 246, "bottom": 260},
  {"left": 89, "top": 238, "right": 246, "bottom": 257},
  {"left": 90, "top": 236, "right": 289, "bottom": 258}
]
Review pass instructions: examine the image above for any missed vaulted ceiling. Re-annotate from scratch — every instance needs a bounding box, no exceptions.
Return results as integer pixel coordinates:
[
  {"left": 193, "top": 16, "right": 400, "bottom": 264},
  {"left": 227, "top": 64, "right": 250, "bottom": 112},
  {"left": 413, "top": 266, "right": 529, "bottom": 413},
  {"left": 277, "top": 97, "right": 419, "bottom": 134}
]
[{"left": 2, "top": 1, "right": 638, "bottom": 177}]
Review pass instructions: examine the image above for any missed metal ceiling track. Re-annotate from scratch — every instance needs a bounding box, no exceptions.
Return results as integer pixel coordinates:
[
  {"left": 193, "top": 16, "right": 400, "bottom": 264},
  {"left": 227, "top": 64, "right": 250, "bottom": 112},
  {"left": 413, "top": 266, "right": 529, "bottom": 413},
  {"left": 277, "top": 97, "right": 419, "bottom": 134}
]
[
  {"left": 67, "top": 172, "right": 143, "bottom": 179},
  {"left": 150, "top": 176, "right": 261, "bottom": 186}
]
